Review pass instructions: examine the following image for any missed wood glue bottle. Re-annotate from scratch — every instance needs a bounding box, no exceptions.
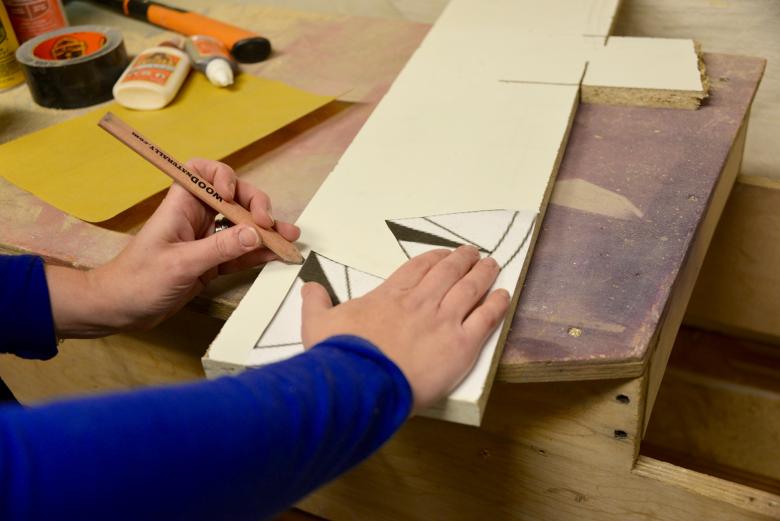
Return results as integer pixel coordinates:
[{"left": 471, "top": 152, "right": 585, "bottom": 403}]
[
  {"left": 184, "top": 35, "right": 237, "bottom": 87},
  {"left": 113, "top": 38, "right": 190, "bottom": 110}
]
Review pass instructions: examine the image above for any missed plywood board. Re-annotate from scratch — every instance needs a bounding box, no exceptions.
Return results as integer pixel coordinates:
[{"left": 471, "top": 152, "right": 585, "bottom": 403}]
[
  {"left": 686, "top": 176, "right": 780, "bottom": 342},
  {"left": 205, "top": 0, "right": 706, "bottom": 425},
  {"left": 497, "top": 53, "right": 763, "bottom": 383}
]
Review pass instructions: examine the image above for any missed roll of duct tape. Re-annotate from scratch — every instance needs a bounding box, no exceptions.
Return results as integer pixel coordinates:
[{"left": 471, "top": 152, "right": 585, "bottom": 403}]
[{"left": 15, "top": 25, "right": 128, "bottom": 108}]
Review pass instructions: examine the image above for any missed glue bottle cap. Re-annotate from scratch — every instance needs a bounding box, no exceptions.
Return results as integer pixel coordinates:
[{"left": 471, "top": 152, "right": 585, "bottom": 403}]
[{"left": 205, "top": 59, "right": 234, "bottom": 87}]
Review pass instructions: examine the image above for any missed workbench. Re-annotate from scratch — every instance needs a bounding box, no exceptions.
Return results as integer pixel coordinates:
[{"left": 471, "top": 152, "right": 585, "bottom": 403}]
[{"left": 0, "top": 4, "right": 776, "bottom": 520}]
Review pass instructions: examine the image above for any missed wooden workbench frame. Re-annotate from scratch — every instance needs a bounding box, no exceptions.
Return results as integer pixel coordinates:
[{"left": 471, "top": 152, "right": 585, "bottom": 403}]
[
  {"left": 0, "top": 3, "right": 775, "bottom": 518},
  {"left": 292, "top": 91, "right": 779, "bottom": 521}
]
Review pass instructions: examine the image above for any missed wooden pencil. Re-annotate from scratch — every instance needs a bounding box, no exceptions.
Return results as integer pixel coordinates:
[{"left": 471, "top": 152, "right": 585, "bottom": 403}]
[{"left": 98, "top": 112, "right": 303, "bottom": 264}]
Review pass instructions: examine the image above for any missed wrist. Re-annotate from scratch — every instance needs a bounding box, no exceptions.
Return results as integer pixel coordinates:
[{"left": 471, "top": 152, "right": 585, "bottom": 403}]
[
  {"left": 313, "top": 335, "right": 415, "bottom": 414},
  {"left": 45, "top": 264, "right": 121, "bottom": 339}
]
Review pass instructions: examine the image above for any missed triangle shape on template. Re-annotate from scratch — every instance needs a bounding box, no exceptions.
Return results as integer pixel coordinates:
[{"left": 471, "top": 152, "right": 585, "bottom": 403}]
[
  {"left": 387, "top": 209, "right": 520, "bottom": 255},
  {"left": 426, "top": 210, "right": 517, "bottom": 252}
]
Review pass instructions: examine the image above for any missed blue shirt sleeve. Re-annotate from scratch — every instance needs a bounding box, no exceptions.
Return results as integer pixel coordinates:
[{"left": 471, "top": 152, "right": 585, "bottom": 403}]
[
  {"left": 0, "top": 255, "right": 57, "bottom": 360},
  {"left": 0, "top": 335, "right": 412, "bottom": 521}
]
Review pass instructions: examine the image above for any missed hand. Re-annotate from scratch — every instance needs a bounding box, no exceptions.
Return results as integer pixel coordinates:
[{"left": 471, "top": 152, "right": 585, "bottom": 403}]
[
  {"left": 46, "top": 159, "right": 300, "bottom": 337},
  {"left": 300, "top": 246, "right": 510, "bottom": 411}
]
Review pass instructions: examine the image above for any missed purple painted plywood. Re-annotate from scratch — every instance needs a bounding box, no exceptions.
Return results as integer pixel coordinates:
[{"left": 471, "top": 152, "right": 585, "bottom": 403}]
[{"left": 502, "top": 54, "right": 765, "bottom": 378}]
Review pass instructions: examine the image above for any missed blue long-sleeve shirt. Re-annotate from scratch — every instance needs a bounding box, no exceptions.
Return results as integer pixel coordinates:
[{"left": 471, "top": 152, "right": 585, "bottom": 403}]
[{"left": 0, "top": 255, "right": 412, "bottom": 520}]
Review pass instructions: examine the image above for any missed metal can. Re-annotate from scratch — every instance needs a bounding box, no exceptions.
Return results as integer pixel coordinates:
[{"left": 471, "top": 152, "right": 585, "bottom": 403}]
[
  {"left": 2, "top": 0, "right": 67, "bottom": 44},
  {"left": 0, "top": 2, "right": 24, "bottom": 91}
]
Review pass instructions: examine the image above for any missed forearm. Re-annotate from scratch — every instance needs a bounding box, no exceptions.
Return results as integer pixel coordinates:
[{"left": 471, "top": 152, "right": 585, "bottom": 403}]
[{"left": 0, "top": 336, "right": 411, "bottom": 521}]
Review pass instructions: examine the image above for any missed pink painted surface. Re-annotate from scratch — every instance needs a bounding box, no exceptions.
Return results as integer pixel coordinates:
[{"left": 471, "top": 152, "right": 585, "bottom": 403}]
[{"left": 0, "top": 11, "right": 429, "bottom": 268}]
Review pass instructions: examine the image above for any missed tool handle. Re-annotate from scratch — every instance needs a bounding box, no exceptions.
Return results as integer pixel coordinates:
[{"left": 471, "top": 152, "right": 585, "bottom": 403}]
[
  {"left": 146, "top": 5, "right": 271, "bottom": 63},
  {"left": 87, "top": 1, "right": 271, "bottom": 63},
  {"left": 98, "top": 112, "right": 303, "bottom": 264}
]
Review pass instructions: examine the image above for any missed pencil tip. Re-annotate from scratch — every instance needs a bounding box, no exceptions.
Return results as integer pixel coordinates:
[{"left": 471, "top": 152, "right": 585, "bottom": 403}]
[{"left": 98, "top": 112, "right": 113, "bottom": 129}]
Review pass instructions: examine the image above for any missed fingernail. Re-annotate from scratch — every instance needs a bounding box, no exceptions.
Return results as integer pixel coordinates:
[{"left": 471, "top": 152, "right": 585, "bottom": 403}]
[
  {"left": 239, "top": 227, "right": 260, "bottom": 248},
  {"left": 483, "top": 257, "right": 499, "bottom": 269},
  {"left": 268, "top": 210, "right": 276, "bottom": 226}
]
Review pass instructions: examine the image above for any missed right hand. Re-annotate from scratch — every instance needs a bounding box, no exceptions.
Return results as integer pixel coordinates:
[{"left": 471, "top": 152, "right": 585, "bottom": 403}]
[
  {"left": 301, "top": 246, "right": 511, "bottom": 411},
  {"left": 47, "top": 159, "right": 301, "bottom": 339}
]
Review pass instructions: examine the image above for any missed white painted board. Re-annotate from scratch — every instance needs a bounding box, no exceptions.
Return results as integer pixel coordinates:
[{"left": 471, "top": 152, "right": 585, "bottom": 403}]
[{"left": 205, "top": 0, "right": 704, "bottom": 425}]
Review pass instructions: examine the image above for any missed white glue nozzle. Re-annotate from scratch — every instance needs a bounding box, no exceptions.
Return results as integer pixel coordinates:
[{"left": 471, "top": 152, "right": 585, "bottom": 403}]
[{"left": 205, "top": 59, "right": 234, "bottom": 87}]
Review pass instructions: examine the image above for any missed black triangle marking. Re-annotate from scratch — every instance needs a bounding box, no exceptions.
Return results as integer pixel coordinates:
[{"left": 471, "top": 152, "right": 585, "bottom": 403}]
[
  {"left": 386, "top": 220, "right": 466, "bottom": 250},
  {"left": 298, "top": 254, "right": 341, "bottom": 306}
]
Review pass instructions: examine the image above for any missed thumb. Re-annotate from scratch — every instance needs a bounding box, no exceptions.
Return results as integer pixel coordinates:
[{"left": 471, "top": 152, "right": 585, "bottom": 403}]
[
  {"left": 180, "top": 225, "right": 262, "bottom": 276},
  {"left": 301, "top": 282, "right": 333, "bottom": 321},
  {"left": 301, "top": 282, "right": 333, "bottom": 348}
]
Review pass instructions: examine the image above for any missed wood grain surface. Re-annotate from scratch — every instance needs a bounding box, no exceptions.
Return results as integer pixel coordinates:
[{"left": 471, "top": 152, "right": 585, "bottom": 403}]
[
  {"left": 644, "top": 326, "right": 780, "bottom": 493},
  {"left": 686, "top": 176, "right": 780, "bottom": 342}
]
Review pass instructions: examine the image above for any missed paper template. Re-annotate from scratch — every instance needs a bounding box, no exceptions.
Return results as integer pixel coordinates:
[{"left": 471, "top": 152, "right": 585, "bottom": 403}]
[
  {"left": 246, "top": 210, "right": 536, "bottom": 425},
  {"left": 1, "top": 74, "right": 334, "bottom": 222}
]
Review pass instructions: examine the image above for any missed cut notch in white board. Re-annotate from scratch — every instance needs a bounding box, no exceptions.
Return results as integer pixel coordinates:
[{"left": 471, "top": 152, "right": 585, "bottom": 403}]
[{"left": 582, "top": 37, "right": 708, "bottom": 108}]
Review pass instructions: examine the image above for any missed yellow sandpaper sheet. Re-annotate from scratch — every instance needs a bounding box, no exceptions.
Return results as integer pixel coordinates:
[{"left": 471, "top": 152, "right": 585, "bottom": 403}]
[{"left": 1, "top": 74, "right": 334, "bottom": 222}]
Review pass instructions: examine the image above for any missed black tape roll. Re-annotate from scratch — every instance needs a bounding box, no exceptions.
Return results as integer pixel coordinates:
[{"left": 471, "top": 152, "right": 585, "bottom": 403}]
[{"left": 16, "top": 26, "right": 128, "bottom": 109}]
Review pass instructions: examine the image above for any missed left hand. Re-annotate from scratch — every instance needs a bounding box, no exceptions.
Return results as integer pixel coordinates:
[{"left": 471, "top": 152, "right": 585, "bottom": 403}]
[
  {"left": 46, "top": 159, "right": 300, "bottom": 337},
  {"left": 301, "top": 246, "right": 509, "bottom": 411}
]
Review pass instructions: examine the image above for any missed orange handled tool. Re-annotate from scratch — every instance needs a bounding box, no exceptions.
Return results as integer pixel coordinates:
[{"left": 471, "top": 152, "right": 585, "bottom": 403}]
[{"left": 88, "top": 0, "right": 271, "bottom": 63}]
